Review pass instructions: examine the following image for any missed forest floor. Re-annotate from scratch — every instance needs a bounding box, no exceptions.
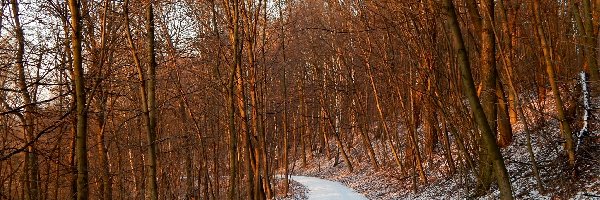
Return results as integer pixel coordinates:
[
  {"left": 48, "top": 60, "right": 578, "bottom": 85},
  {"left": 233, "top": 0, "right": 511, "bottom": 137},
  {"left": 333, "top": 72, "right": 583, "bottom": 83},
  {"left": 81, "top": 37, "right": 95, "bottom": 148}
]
[
  {"left": 283, "top": 125, "right": 599, "bottom": 199},
  {"left": 277, "top": 89, "right": 600, "bottom": 199}
]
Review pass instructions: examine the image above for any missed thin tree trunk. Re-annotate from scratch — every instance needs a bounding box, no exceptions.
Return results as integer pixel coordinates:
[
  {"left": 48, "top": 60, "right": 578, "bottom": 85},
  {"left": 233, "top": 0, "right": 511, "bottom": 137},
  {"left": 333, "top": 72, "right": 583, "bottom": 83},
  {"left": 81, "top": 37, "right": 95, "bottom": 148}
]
[
  {"left": 225, "top": 0, "right": 241, "bottom": 198},
  {"left": 443, "top": 0, "right": 514, "bottom": 199},
  {"left": 97, "top": 98, "right": 112, "bottom": 200},
  {"left": 260, "top": 1, "right": 272, "bottom": 197},
  {"left": 128, "top": 147, "right": 139, "bottom": 199},
  {"left": 497, "top": 27, "right": 545, "bottom": 194},
  {"left": 320, "top": 83, "right": 331, "bottom": 159},
  {"left": 322, "top": 106, "right": 354, "bottom": 173},
  {"left": 69, "top": 120, "right": 77, "bottom": 200},
  {"left": 367, "top": 62, "right": 402, "bottom": 171},
  {"left": 498, "top": 0, "right": 518, "bottom": 125},
  {"left": 409, "top": 87, "right": 427, "bottom": 184},
  {"left": 300, "top": 80, "right": 308, "bottom": 168},
  {"left": 144, "top": 2, "right": 159, "bottom": 199},
  {"left": 116, "top": 129, "right": 125, "bottom": 200},
  {"left": 59, "top": 14, "right": 77, "bottom": 200},
  {"left": 532, "top": 0, "right": 576, "bottom": 167},
  {"left": 11, "top": 0, "right": 40, "bottom": 199},
  {"left": 278, "top": 0, "right": 290, "bottom": 195},
  {"left": 581, "top": 0, "right": 600, "bottom": 83},
  {"left": 355, "top": 93, "right": 379, "bottom": 170},
  {"left": 282, "top": 62, "right": 289, "bottom": 197},
  {"left": 67, "top": 0, "right": 89, "bottom": 198},
  {"left": 123, "top": 1, "right": 157, "bottom": 199},
  {"left": 227, "top": 57, "right": 238, "bottom": 200},
  {"left": 96, "top": 1, "right": 112, "bottom": 198},
  {"left": 440, "top": 116, "right": 456, "bottom": 174}
]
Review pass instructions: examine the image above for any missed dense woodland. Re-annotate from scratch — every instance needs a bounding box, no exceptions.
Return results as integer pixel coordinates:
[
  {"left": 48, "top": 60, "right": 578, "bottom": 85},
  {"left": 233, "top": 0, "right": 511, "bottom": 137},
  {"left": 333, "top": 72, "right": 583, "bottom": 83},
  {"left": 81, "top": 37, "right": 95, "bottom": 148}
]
[{"left": 0, "top": 0, "right": 598, "bottom": 199}]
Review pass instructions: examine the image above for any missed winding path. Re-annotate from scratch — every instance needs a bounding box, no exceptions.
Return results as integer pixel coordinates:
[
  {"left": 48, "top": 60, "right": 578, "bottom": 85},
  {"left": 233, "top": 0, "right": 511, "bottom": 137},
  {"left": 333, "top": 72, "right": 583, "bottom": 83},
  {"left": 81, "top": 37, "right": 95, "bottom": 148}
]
[{"left": 290, "top": 175, "right": 368, "bottom": 200}]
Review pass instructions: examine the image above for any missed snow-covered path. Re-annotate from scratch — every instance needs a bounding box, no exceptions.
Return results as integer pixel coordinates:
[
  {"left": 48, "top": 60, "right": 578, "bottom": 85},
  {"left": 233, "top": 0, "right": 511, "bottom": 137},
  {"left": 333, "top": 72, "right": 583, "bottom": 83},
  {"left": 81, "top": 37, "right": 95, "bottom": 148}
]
[{"left": 289, "top": 175, "right": 368, "bottom": 200}]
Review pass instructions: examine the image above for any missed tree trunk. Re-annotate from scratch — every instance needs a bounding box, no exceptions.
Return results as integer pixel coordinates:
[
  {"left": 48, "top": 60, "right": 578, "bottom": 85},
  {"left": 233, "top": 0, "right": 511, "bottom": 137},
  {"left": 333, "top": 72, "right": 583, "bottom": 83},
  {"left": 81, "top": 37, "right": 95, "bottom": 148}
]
[
  {"left": 532, "top": 0, "right": 576, "bottom": 167},
  {"left": 11, "top": 1, "right": 40, "bottom": 199},
  {"left": 497, "top": 27, "right": 545, "bottom": 194},
  {"left": 443, "top": 0, "right": 514, "bottom": 199},
  {"left": 259, "top": 1, "right": 272, "bottom": 197},
  {"left": 474, "top": 0, "right": 498, "bottom": 193},
  {"left": 144, "top": 2, "right": 159, "bottom": 199},
  {"left": 69, "top": 120, "right": 77, "bottom": 200},
  {"left": 581, "top": 0, "right": 600, "bottom": 83},
  {"left": 96, "top": 3, "right": 112, "bottom": 196},
  {"left": 440, "top": 116, "right": 456, "bottom": 174},
  {"left": 322, "top": 106, "right": 354, "bottom": 173},
  {"left": 67, "top": 0, "right": 89, "bottom": 198},
  {"left": 97, "top": 97, "right": 112, "bottom": 200},
  {"left": 226, "top": 0, "right": 241, "bottom": 199},
  {"left": 496, "top": 82, "right": 513, "bottom": 148},
  {"left": 123, "top": 1, "right": 158, "bottom": 199},
  {"left": 245, "top": 15, "right": 265, "bottom": 200},
  {"left": 409, "top": 88, "right": 427, "bottom": 184},
  {"left": 498, "top": 0, "right": 518, "bottom": 125},
  {"left": 278, "top": 0, "right": 290, "bottom": 195},
  {"left": 356, "top": 93, "right": 379, "bottom": 170},
  {"left": 235, "top": 50, "right": 255, "bottom": 200},
  {"left": 367, "top": 62, "right": 402, "bottom": 171}
]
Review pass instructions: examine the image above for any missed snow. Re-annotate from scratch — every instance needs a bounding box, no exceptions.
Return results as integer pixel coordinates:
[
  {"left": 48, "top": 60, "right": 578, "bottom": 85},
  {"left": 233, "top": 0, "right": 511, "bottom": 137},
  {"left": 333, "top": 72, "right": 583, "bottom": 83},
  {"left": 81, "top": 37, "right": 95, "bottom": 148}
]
[
  {"left": 289, "top": 175, "right": 368, "bottom": 200},
  {"left": 577, "top": 71, "right": 591, "bottom": 152}
]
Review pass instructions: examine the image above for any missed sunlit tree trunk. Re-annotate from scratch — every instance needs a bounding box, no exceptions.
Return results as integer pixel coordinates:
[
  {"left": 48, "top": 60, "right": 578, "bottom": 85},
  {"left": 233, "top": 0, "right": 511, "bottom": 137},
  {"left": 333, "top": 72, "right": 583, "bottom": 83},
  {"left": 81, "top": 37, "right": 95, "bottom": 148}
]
[
  {"left": 259, "top": 2, "right": 272, "bottom": 197},
  {"left": 581, "top": 0, "right": 600, "bottom": 83},
  {"left": 123, "top": 1, "right": 158, "bottom": 198},
  {"left": 67, "top": 0, "right": 89, "bottom": 198},
  {"left": 224, "top": 0, "right": 241, "bottom": 198},
  {"left": 57, "top": 13, "right": 78, "bottom": 200},
  {"left": 498, "top": 0, "right": 517, "bottom": 125},
  {"left": 496, "top": 0, "right": 516, "bottom": 148},
  {"left": 409, "top": 87, "right": 427, "bottom": 185},
  {"left": 240, "top": 0, "right": 266, "bottom": 196},
  {"left": 496, "top": 82, "right": 513, "bottom": 148},
  {"left": 366, "top": 61, "right": 402, "bottom": 171},
  {"left": 477, "top": 0, "right": 498, "bottom": 193},
  {"left": 234, "top": 47, "right": 255, "bottom": 200}
]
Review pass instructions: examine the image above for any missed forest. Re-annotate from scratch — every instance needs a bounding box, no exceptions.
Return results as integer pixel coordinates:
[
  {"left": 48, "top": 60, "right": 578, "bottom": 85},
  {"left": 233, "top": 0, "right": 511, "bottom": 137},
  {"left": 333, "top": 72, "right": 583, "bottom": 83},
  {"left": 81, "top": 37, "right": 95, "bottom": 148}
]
[{"left": 0, "top": 0, "right": 598, "bottom": 199}]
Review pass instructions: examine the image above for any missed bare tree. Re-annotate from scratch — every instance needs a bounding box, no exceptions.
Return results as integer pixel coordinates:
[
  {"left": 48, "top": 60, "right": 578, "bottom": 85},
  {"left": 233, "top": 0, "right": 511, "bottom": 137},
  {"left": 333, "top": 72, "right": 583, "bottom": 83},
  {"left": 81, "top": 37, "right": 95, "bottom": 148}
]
[
  {"left": 442, "top": 0, "right": 514, "bottom": 199},
  {"left": 67, "top": 0, "right": 89, "bottom": 198}
]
